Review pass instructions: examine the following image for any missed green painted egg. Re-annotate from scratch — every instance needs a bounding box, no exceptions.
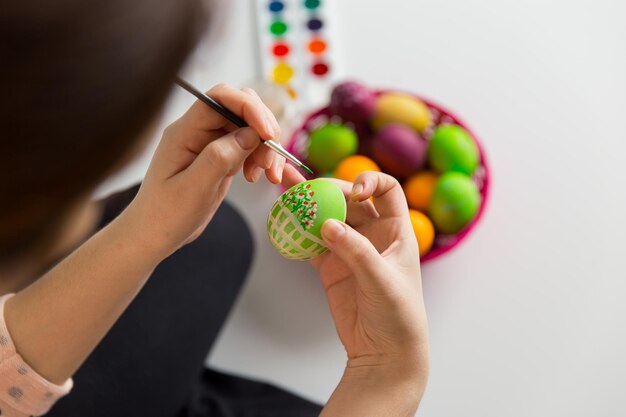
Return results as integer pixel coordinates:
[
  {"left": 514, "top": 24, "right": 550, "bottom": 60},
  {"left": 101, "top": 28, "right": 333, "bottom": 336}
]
[
  {"left": 428, "top": 124, "right": 480, "bottom": 175},
  {"left": 429, "top": 172, "right": 481, "bottom": 234},
  {"left": 307, "top": 123, "right": 358, "bottom": 173},
  {"left": 267, "top": 179, "right": 347, "bottom": 260}
]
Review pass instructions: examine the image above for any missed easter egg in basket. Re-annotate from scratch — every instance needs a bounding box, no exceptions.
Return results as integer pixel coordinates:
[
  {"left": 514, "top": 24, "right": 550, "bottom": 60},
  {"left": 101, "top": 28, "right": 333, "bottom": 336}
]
[
  {"left": 429, "top": 172, "right": 481, "bottom": 234},
  {"left": 329, "top": 80, "right": 377, "bottom": 124},
  {"left": 333, "top": 155, "right": 380, "bottom": 183},
  {"left": 371, "top": 92, "right": 432, "bottom": 133},
  {"left": 404, "top": 171, "right": 439, "bottom": 213},
  {"left": 428, "top": 124, "right": 480, "bottom": 176},
  {"left": 307, "top": 123, "right": 358, "bottom": 173},
  {"left": 372, "top": 124, "right": 428, "bottom": 178},
  {"left": 409, "top": 209, "right": 436, "bottom": 257},
  {"left": 267, "top": 179, "right": 346, "bottom": 261}
]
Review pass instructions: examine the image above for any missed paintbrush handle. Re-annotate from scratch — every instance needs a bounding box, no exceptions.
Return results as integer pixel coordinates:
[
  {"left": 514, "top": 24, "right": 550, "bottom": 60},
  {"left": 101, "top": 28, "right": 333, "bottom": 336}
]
[
  {"left": 174, "top": 77, "right": 314, "bottom": 175},
  {"left": 175, "top": 77, "right": 248, "bottom": 129}
]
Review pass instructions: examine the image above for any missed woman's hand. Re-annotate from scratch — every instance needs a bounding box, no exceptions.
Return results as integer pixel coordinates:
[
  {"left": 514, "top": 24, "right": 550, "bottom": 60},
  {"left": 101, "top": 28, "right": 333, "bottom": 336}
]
[
  {"left": 282, "top": 166, "right": 430, "bottom": 416},
  {"left": 124, "top": 83, "right": 285, "bottom": 258}
]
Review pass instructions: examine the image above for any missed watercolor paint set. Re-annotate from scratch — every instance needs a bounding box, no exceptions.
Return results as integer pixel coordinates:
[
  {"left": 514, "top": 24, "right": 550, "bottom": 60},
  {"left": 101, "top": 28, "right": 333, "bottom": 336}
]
[{"left": 254, "top": 0, "right": 342, "bottom": 111}]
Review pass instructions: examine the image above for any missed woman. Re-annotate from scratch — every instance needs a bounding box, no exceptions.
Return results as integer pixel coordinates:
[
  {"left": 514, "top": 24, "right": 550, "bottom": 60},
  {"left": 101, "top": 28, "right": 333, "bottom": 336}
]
[{"left": 0, "top": 0, "right": 429, "bottom": 416}]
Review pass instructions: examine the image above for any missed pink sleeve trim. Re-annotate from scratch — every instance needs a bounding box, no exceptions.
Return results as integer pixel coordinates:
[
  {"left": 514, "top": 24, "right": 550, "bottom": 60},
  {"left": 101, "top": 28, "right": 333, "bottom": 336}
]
[{"left": 0, "top": 294, "right": 73, "bottom": 416}]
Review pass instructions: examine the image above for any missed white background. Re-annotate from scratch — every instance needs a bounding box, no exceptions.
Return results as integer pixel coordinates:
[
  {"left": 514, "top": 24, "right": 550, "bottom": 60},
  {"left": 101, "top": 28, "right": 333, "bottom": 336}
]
[{"left": 98, "top": 1, "right": 626, "bottom": 415}]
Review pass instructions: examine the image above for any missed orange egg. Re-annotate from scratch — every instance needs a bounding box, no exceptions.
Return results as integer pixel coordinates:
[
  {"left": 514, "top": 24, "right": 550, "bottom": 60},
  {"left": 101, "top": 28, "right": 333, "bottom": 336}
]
[
  {"left": 409, "top": 209, "right": 435, "bottom": 256},
  {"left": 403, "top": 171, "right": 439, "bottom": 212},
  {"left": 333, "top": 155, "right": 380, "bottom": 183}
]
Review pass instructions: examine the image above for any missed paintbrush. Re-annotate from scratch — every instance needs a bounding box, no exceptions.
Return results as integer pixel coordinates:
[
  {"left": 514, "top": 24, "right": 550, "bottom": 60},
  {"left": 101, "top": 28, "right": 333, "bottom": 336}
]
[{"left": 175, "top": 77, "right": 313, "bottom": 175}]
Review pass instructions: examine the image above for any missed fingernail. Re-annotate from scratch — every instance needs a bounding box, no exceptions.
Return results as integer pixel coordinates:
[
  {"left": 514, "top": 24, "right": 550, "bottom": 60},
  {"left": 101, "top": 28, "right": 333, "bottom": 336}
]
[
  {"left": 264, "top": 151, "right": 274, "bottom": 169},
  {"left": 264, "top": 117, "right": 276, "bottom": 139},
  {"left": 268, "top": 160, "right": 282, "bottom": 184},
  {"left": 276, "top": 158, "right": 285, "bottom": 182},
  {"left": 251, "top": 166, "right": 263, "bottom": 182},
  {"left": 322, "top": 219, "right": 345, "bottom": 243},
  {"left": 351, "top": 183, "right": 364, "bottom": 200}
]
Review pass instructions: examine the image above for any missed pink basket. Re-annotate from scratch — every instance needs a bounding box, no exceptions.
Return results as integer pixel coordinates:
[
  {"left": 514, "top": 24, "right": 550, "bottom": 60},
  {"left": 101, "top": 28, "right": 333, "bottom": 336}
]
[{"left": 285, "top": 90, "right": 491, "bottom": 264}]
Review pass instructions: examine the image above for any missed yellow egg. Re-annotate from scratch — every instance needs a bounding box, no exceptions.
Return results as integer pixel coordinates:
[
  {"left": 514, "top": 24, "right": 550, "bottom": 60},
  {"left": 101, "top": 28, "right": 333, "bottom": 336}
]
[
  {"left": 403, "top": 171, "right": 439, "bottom": 212},
  {"left": 371, "top": 93, "right": 432, "bottom": 133},
  {"left": 333, "top": 155, "right": 381, "bottom": 183},
  {"left": 408, "top": 209, "right": 435, "bottom": 256}
]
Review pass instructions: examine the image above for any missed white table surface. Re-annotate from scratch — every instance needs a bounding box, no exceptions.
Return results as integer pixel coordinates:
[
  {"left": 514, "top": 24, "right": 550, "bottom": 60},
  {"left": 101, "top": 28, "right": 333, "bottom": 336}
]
[{"left": 97, "top": 0, "right": 626, "bottom": 415}]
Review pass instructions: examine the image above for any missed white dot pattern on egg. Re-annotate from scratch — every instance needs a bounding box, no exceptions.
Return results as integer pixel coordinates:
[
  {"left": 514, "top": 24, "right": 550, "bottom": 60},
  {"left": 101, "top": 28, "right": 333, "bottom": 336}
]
[{"left": 267, "top": 179, "right": 347, "bottom": 261}]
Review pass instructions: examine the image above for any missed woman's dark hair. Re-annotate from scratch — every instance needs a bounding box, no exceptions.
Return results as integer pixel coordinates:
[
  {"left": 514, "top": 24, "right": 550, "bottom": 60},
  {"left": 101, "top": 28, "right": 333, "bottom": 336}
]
[{"left": 0, "top": 0, "right": 209, "bottom": 263}]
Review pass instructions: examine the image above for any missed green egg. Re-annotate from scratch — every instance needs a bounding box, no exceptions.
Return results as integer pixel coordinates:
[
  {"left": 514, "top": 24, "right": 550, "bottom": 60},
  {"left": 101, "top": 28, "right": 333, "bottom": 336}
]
[
  {"left": 307, "top": 123, "right": 358, "bottom": 173},
  {"left": 429, "top": 172, "right": 480, "bottom": 234},
  {"left": 267, "top": 179, "right": 347, "bottom": 261},
  {"left": 428, "top": 125, "right": 479, "bottom": 175}
]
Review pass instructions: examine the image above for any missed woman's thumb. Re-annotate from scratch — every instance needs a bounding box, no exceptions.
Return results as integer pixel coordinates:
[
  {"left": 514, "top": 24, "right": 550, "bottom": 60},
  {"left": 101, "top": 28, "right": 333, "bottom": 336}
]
[{"left": 321, "top": 219, "right": 388, "bottom": 287}]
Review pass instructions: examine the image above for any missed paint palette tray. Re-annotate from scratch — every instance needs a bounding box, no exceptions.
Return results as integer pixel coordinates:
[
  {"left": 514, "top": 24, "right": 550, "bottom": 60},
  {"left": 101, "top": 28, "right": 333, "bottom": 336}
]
[{"left": 254, "top": 0, "right": 343, "bottom": 111}]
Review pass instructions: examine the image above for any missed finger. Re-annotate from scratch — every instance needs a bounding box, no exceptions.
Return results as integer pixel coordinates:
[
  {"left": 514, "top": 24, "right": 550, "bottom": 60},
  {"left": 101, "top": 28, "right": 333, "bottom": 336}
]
[
  {"left": 345, "top": 199, "right": 380, "bottom": 228},
  {"left": 185, "top": 127, "right": 261, "bottom": 190},
  {"left": 242, "top": 87, "right": 281, "bottom": 139},
  {"left": 243, "top": 156, "right": 263, "bottom": 183},
  {"left": 266, "top": 153, "right": 286, "bottom": 184},
  {"left": 321, "top": 219, "right": 391, "bottom": 292},
  {"left": 281, "top": 164, "right": 307, "bottom": 188},
  {"left": 243, "top": 144, "right": 280, "bottom": 182},
  {"left": 210, "top": 84, "right": 278, "bottom": 139},
  {"left": 314, "top": 177, "right": 379, "bottom": 226},
  {"left": 181, "top": 84, "right": 278, "bottom": 140},
  {"left": 158, "top": 120, "right": 225, "bottom": 162},
  {"left": 351, "top": 172, "right": 408, "bottom": 218},
  {"left": 251, "top": 143, "right": 274, "bottom": 170},
  {"left": 241, "top": 143, "right": 273, "bottom": 180}
]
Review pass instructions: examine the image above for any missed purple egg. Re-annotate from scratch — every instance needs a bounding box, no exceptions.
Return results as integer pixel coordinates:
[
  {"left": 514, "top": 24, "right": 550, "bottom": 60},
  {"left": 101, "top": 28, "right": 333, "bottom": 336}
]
[
  {"left": 329, "top": 81, "right": 376, "bottom": 125},
  {"left": 373, "top": 124, "right": 428, "bottom": 178}
]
